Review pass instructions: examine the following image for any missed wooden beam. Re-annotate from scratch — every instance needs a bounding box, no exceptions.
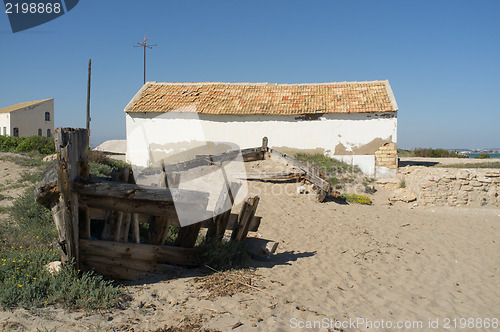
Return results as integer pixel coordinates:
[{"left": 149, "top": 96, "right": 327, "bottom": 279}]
[{"left": 79, "top": 239, "right": 201, "bottom": 267}]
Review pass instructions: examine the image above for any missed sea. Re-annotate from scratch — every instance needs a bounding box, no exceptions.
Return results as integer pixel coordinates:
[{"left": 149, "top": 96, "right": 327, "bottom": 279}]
[{"left": 464, "top": 153, "right": 500, "bottom": 159}]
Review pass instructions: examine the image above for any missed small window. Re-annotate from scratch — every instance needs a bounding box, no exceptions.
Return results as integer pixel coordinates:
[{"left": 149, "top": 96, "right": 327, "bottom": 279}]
[
  {"left": 13, "top": 127, "right": 19, "bottom": 137},
  {"left": 2, "top": 127, "right": 6, "bottom": 136},
  {"left": 38, "top": 129, "right": 42, "bottom": 136},
  {"left": 46, "top": 129, "right": 51, "bottom": 137},
  {"left": 45, "top": 112, "right": 50, "bottom": 121}
]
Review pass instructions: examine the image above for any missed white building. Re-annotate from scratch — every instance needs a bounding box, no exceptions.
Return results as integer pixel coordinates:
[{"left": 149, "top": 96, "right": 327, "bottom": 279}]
[
  {"left": 125, "top": 81, "right": 398, "bottom": 177},
  {"left": 0, "top": 99, "right": 54, "bottom": 138}
]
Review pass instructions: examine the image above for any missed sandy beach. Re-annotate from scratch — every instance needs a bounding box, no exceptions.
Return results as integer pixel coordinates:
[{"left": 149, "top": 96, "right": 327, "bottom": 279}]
[{"left": 0, "top": 154, "right": 499, "bottom": 331}]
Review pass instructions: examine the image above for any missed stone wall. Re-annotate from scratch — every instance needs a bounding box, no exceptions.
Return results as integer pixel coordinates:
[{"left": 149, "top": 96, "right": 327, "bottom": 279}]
[
  {"left": 375, "top": 143, "right": 397, "bottom": 169},
  {"left": 402, "top": 167, "right": 500, "bottom": 207}
]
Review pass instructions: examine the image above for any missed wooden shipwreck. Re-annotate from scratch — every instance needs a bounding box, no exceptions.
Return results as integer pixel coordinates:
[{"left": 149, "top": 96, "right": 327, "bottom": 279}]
[{"left": 36, "top": 128, "right": 336, "bottom": 280}]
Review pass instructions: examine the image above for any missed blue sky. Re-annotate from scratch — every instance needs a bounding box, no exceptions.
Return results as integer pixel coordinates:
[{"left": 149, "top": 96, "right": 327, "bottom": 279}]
[{"left": 1, "top": 0, "right": 499, "bottom": 149}]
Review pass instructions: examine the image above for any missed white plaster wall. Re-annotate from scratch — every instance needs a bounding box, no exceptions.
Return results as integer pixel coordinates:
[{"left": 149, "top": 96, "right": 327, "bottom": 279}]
[
  {"left": 0, "top": 114, "right": 10, "bottom": 136},
  {"left": 126, "top": 111, "right": 397, "bottom": 173},
  {"left": 9, "top": 99, "right": 54, "bottom": 137}
]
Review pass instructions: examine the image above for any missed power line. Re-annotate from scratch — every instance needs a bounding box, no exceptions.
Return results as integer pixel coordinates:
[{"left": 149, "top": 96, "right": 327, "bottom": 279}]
[{"left": 134, "top": 36, "right": 157, "bottom": 85}]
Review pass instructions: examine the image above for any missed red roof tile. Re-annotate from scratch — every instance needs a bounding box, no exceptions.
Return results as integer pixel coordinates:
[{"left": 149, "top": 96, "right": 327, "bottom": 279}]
[{"left": 125, "top": 81, "right": 398, "bottom": 115}]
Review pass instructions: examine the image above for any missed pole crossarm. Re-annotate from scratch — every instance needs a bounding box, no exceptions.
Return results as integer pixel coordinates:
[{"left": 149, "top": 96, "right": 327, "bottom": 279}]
[{"left": 134, "top": 36, "right": 157, "bottom": 84}]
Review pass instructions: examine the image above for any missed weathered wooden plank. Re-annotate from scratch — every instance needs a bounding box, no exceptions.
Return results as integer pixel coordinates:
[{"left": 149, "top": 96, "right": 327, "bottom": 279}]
[
  {"left": 232, "top": 196, "right": 260, "bottom": 242},
  {"left": 73, "top": 181, "right": 209, "bottom": 203},
  {"left": 78, "top": 194, "right": 207, "bottom": 219},
  {"left": 161, "top": 147, "right": 265, "bottom": 174},
  {"left": 79, "top": 239, "right": 201, "bottom": 267},
  {"left": 200, "top": 214, "right": 261, "bottom": 232}
]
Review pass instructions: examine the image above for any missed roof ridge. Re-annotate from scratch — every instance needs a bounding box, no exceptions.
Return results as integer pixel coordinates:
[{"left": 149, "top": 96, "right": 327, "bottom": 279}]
[
  {"left": 0, "top": 98, "right": 53, "bottom": 114},
  {"left": 149, "top": 80, "right": 388, "bottom": 86}
]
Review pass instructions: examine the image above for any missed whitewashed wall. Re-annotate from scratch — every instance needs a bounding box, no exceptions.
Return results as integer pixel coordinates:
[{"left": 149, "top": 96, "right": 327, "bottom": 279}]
[
  {"left": 126, "top": 111, "right": 397, "bottom": 176},
  {"left": 0, "top": 114, "right": 10, "bottom": 136}
]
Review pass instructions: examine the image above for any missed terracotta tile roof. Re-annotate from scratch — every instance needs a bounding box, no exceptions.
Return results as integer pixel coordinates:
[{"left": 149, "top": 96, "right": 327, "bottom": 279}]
[
  {"left": 125, "top": 81, "right": 397, "bottom": 115},
  {"left": 0, "top": 99, "right": 52, "bottom": 114}
]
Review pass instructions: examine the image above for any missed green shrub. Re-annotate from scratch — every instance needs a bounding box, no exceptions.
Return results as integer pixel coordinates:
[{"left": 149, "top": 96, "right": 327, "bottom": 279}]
[
  {"left": 475, "top": 153, "right": 491, "bottom": 159},
  {"left": 15, "top": 136, "right": 55, "bottom": 155},
  {"left": 198, "top": 238, "right": 250, "bottom": 271},
  {"left": 89, "top": 162, "right": 115, "bottom": 177},
  {"left": 0, "top": 135, "right": 55, "bottom": 155},
  {"left": 0, "top": 251, "right": 121, "bottom": 310},
  {"left": 411, "top": 148, "right": 467, "bottom": 158},
  {"left": 0, "top": 135, "right": 22, "bottom": 152}
]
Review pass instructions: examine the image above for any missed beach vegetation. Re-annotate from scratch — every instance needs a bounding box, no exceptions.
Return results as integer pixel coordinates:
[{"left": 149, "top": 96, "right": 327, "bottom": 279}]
[
  {"left": 474, "top": 153, "right": 491, "bottom": 159},
  {"left": 0, "top": 135, "right": 55, "bottom": 155},
  {"left": 0, "top": 156, "right": 123, "bottom": 311},
  {"left": 198, "top": 237, "right": 250, "bottom": 271},
  {"left": 398, "top": 148, "right": 468, "bottom": 158}
]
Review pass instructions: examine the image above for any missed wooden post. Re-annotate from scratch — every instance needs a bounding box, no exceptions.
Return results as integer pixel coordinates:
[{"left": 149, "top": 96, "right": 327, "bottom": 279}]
[
  {"left": 262, "top": 137, "right": 268, "bottom": 151},
  {"left": 130, "top": 213, "right": 140, "bottom": 243},
  {"left": 54, "top": 128, "right": 89, "bottom": 267},
  {"left": 86, "top": 59, "right": 91, "bottom": 147},
  {"left": 231, "top": 196, "right": 260, "bottom": 242},
  {"left": 176, "top": 221, "right": 203, "bottom": 248}
]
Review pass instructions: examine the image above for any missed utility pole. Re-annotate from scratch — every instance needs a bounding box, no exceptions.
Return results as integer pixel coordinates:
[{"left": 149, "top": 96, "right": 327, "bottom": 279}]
[
  {"left": 134, "top": 36, "right": 157, "bottom": 85},
  {"left": 86, "top": 59, "right": 91, "bottom": 147}
]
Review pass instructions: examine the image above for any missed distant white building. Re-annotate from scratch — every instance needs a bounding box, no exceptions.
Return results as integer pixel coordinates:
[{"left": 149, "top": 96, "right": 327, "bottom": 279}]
[
  {"left": 125, "top": 81, "right": 398, "bottom": 177},
  {"left": 0, "top": 99, "right": 54, "bottom": 138}
]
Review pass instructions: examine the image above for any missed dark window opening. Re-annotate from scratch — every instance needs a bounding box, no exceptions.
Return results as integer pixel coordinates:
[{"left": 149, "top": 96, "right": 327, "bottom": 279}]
[
  {"left": 38, "top": 128, "right": 42, "bottom": 136},
  {"left": 45, "top": 112, "right": 50, "bottom": 121},
  {"left": 46, "top": 129, "right": 51, "bottom": 137},
  {"left": 13, "top": 128, "right": 19, "bottom": 137}
]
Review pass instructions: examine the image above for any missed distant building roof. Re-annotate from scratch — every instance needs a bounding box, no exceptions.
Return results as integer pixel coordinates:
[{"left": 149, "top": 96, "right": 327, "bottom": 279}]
[
  {"left": 0, "top": 99, "right": 53, "bottom": 114},
  {"left": 125, "top": 80, "right": 398, "bottom": 115}
]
